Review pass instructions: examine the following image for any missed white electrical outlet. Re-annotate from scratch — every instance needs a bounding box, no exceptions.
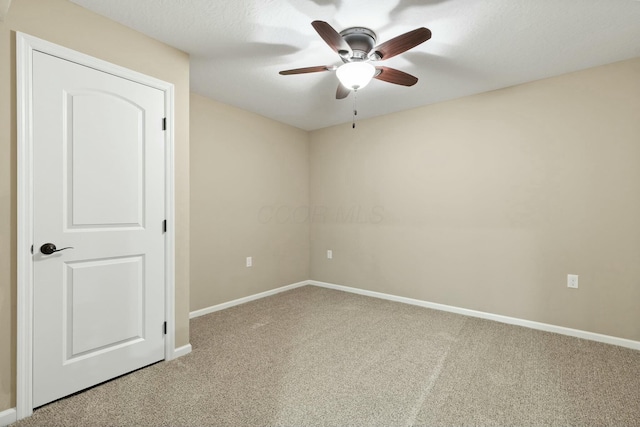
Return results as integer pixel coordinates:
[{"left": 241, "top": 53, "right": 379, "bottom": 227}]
[
  {"left": 327, "top": 250, "right": 333, "bottom": 259},
  {"left": 567, "top": 274, "right": 578, "bottom": 289},
  {"left": 246, "top": 256, "right": 252, "bottom": 267}
]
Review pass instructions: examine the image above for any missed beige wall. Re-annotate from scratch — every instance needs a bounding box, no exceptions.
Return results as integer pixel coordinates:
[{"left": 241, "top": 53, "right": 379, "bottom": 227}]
[
  {"left": 310, "top": 57, "right": 640, "bottom": 342},
  {"left": 0, "top": 0, "right": 190, "bottom": 411},
  {"left": 190, "top": 93, "right": 309, "bottom": 310}
]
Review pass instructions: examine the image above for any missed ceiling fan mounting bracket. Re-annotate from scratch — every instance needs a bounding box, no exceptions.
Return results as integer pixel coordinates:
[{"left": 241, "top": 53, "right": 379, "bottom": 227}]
[{"left": 339, "top": 27, "right": 377, "bottom": 60}]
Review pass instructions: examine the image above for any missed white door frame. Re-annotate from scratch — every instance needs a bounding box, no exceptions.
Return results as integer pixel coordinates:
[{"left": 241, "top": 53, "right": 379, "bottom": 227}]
[{"left": 16, "top": 32, "right": 177, "bottom": 420}]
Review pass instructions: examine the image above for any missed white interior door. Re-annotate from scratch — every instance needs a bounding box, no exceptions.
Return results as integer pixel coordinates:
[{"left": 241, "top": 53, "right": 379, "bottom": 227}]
[{"left": 31, "top": 50, "right": 166, "bottom": 407}]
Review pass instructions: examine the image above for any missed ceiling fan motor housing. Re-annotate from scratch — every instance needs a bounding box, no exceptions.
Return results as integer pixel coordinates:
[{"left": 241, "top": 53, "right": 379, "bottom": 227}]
[{"left": 339, "top": 27, "right": 377, "bottom": 61}]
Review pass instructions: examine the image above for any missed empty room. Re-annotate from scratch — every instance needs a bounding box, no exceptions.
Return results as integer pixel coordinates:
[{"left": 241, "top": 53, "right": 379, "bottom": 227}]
[{"left": 1, "top": 0, "right": 640, "bottom": 426}]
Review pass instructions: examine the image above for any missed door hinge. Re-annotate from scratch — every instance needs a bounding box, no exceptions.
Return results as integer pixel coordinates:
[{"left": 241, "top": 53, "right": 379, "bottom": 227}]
[
  {"left": 162, "top": 117, "right": 167, "bottom": 131},
  {"left": 162, "top": 219, "right": 167, "bottom": 233},
  {"left": 163, "top": 321, "right": 167, "bottom": 335}
]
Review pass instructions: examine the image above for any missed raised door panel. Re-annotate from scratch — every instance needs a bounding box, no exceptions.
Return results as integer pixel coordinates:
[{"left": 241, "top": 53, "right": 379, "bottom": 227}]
[
  {"left": 65, "top": 91, "right": 144, "bottom": 229},
  {"left": 64, "top": 256, "right": 145, "bottom": 361}
]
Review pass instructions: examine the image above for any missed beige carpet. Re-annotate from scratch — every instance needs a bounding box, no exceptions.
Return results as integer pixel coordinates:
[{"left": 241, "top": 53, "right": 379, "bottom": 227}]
[{"left": 13, "top": 285, "right": 640, "bottom": 426}]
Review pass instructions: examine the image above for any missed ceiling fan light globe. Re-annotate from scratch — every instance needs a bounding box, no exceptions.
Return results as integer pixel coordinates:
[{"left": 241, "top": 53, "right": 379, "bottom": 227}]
[{"left": 336, "top": 62, "right": 376, "bottom": 90}]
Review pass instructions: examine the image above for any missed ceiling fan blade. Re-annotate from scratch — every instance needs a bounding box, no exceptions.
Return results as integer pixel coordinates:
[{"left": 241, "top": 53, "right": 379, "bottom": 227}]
[
  {"left": 372, "top": 27, "right": 431, "bottom": 60},
  {"left": 336, "top": 83, "right": 351, "bottom": 99},
  {"left": 311, "top": 21, "right": 353, "bottom": 57},
  {"left": 279, "top": 66, "right": 333, "bottom": 75},
  {"left": 374, "top": 66, "right": 418, "bottom": 86}
]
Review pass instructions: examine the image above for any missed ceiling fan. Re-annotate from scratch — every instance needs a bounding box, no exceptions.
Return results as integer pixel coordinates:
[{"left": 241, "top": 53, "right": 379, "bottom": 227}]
[{"left": 279, "top": 21, "right": 432, "bottom": 99}]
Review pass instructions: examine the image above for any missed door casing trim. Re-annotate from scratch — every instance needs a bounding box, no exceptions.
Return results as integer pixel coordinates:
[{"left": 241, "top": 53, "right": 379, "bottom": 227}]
[{"left": 16, "top": 32, "right": 177, "bottom": 420}]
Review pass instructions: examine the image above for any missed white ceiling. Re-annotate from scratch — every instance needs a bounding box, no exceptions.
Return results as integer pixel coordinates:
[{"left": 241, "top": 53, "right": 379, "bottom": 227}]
[{"left": 70, "top": 0, "right": 640, "bottom": 131}]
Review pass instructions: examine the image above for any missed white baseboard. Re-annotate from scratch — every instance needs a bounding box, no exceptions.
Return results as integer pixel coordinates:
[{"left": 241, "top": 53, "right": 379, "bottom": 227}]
[
  {"left": 0, "top": 407, "right": 17, "bottom": 427},
  {"left": 309, "top": 280, "right": 640, "bottom": 351},
  {"left": 189, "top": 280, "right": 310, "bottom": 319},
  {"left": 172, "top": 343, "right": 192, "bottom": 359},
  {"left": 187, "top": 278, "right": 640, "bottom": 351}
]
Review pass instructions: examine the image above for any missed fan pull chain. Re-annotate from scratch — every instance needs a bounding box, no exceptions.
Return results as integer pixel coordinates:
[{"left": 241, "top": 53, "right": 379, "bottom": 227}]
[{"left": 352, "top": 89, "right": 358, "bottom": 129}]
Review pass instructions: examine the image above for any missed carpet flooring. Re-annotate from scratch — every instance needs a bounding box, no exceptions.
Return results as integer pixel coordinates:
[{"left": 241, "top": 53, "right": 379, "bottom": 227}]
[{"left": 12, "top": 285, "right": 640, "bottom": 426}]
